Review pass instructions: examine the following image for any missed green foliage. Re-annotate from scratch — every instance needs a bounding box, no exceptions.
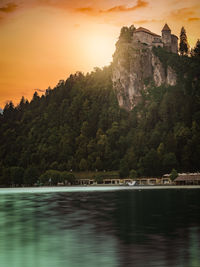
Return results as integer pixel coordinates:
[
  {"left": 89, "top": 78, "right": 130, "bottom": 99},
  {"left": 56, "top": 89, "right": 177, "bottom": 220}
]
[
  {"left": 24, "top": 167, "right": 39, "bottom": 185},
  {"left": 170, "top": 168, "right": 178, "bottom": 181},
  {"left": 79, "top": 158, "right": 88, "bottom": 171},
  {"left": 94, "top": 175, "right": 104, "bottom": 184},
  {"left": 119, "top": 158, "right": 129, "bottom": 178},
  {"left": 162, "top": 153, "right": 177, "bottom": 173},
  {"left": 39, "top": 170, "right": 76, "bottom": 185},
  {"left": 152, "top": 47, "right": 200, "bottom": 96},
  {"left": 10, "top": 166, "right": 24, "bottom": 185},
  {"left": 94, "top": 157, "right": 103, "bottom": 171},
  {"left": 179, "top": 27, "right": 189, "bottom": 56},
  {"left": 118, "top": 25, "right": 136, "bottom": 43},
  {"left": 193, "top": 39, "right": 200, "bottom": 57},
  {"left": 0, "top": 168, "right": 12, "bottom": 186},
  {"left": 129, "top": 169, "right": 137, "bottom": 179},
  {"left": 140, "top": 149, "right": 160, "bottom": 177},
  {"left": 63, "top": 173, "right": 76, "bottom": 184},
  {"left": 0, "top": 50, "right": 200, "bottom": 186},
  {"left": 113, "top": 25, "right": 136, "bottom": 72}
]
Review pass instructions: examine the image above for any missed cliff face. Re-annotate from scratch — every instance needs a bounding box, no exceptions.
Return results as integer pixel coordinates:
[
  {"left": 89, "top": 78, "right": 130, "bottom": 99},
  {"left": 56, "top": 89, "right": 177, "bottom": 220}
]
[{"left": 112, "top": 41, "right": 177, "bottom": 110}]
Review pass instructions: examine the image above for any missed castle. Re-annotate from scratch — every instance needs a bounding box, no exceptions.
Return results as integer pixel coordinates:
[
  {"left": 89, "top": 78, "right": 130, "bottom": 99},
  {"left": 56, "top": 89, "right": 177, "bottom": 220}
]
[{"left": 133, "top": 24, "right": 178, "bottom": 53}]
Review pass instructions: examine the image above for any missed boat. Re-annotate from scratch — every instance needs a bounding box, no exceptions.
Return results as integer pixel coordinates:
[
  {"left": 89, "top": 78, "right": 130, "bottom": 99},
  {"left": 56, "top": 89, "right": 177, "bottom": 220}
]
[{"left": 127, "top": 181, "right": 137, "bottom": 186}]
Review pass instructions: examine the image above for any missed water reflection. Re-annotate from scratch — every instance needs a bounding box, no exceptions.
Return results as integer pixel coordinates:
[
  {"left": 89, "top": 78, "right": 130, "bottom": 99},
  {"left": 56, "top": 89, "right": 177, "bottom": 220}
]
[{"left": 0, "top": 189, "right": 200, "bottom": 266}]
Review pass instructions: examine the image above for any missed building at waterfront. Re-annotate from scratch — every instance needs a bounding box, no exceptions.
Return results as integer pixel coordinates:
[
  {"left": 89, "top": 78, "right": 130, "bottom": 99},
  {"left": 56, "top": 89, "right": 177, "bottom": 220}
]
[{"left": 174, "top": 173, "right": 200, "bottom": 185}]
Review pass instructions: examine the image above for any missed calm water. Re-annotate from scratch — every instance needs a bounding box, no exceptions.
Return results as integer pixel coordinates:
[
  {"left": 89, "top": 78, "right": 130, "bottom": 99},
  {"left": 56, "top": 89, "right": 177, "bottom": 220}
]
[{"left": 0, "top": 186, "right": 200, "bottom": 267}]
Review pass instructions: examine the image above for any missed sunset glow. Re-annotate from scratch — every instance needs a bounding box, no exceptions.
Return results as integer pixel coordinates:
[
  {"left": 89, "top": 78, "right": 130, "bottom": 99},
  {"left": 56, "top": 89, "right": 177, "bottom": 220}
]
[{"left": 0, "top": 0, "right": 200, "bottom": 107}]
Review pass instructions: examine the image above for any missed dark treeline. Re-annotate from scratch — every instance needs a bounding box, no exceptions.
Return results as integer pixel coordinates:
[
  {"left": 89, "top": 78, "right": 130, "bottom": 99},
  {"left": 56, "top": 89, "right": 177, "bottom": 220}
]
[{"left": 0, "top": 47, "right": 200, "bottom": 186}]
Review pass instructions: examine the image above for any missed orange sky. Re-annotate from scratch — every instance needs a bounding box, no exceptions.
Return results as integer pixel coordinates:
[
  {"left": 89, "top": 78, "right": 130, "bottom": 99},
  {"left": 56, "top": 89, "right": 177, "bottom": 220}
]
[{"left": 0, "top": 0, "right": 200, "bottom": 108}]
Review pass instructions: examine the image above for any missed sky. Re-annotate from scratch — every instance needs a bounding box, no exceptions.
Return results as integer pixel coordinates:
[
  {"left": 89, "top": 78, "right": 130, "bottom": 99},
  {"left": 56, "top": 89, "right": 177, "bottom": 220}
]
[{"left": 0, "top": 0, "right": 200, "bottom": 107}]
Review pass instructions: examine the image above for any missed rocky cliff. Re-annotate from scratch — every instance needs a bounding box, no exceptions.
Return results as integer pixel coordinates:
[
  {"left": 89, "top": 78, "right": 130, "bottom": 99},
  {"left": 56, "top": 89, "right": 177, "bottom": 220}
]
[{"left": 112, "top": 39, "right": 177, "bottom": 110}]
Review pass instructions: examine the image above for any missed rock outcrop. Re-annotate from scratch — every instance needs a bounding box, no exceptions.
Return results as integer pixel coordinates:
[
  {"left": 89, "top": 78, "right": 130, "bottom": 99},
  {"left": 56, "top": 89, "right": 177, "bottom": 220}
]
[{"left": 112, "top": 39, "right": 177, "bottom": 110}]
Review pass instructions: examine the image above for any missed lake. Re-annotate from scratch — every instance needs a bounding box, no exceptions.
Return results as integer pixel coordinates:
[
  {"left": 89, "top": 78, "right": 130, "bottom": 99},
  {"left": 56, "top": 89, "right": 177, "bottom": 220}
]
[{"left": 0, "top": 186, "right": 200, "bottom": 267}]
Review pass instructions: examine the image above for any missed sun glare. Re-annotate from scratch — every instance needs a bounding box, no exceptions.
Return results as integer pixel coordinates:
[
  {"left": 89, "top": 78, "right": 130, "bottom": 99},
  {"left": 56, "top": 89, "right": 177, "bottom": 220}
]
[{"left": 84, "top": 34, "right": 116, "bottom": 67}]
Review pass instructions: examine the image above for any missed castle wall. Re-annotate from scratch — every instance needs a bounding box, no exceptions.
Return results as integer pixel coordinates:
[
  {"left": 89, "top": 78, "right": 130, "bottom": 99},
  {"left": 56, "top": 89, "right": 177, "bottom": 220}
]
[
  {"left": 152, "top": 42, "right": 163, "bottom": 48},
  {"left": 134, "top": 32, "right": 161, "bottom": 46},
  {"left": 133, "top": 26, "right": 178, "bottom": 53}
]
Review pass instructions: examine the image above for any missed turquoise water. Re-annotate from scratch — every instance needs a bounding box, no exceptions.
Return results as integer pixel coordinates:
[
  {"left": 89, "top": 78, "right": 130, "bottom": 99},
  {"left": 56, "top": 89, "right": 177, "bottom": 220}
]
[{"left": 0, "top": 187, "right": 200, "bottom": 266}]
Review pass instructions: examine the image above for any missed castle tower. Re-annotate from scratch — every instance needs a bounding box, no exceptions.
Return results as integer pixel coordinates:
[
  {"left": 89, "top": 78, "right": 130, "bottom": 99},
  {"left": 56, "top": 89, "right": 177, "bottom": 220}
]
[
  {"left": 162, "top": 23, "right": 172, "bottom": 51},
  {"left": 171, "top": 34, "right": 178, "bottom": 53}
]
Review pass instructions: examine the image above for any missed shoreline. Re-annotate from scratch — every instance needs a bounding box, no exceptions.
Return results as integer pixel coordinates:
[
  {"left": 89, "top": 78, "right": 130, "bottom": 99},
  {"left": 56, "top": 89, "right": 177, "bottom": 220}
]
[{"left": 0, "top": 185, "right": 200, "bottom": 194}]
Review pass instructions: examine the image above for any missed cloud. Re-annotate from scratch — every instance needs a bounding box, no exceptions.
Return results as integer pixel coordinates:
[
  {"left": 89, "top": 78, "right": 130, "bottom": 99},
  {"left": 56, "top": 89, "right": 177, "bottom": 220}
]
[
  {"left": 0, "top": 2, "right": 18, "bottom": 13},
  {"left": 0, "top": 2, "right": 19, "bottom": 24},
  {"left": 0, "top": 0, "right": 149, "bottom": 21},
  {"left": 133, "top": 19, "right": 159, "bottom": 24},
  {"left": 188, "top": 17, "right": 200, "bottom": 21},
  {"left": 76, "top": 0, "right": 148, "bottom": 15},
  {"left": 0, "top": 0, "right": 149, "bottom": 18},
  {"left": 172, "top": 8, "right": 195, "bottom": 17},
  {"left": 76, "top": 7, "right": 94, "bottom": 13},
  {"left": 168, "top": 6, "right": 200, "bottom": 21},
  {"left": 103, "top": 0, "right": 148, "bottom": 13}
]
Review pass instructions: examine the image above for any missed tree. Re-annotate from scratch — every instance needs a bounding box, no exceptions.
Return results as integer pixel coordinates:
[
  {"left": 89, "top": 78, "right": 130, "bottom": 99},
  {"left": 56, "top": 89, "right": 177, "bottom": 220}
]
[
  {"left": 129, "top": 169, "right": 137, "bottom": 179},
  {"left": 94, "top": 175, "right": 104, "bottom": 184},
  {"left": 80, "top": 121, "right": 90, "bottom": 137},
  {"left": 162, "top": 153, "right": 177, "bottom": 173},
  {"left": 170, "top": 168, "right": 178, "bottom": 181},
  {"left": 24, "top": 167, "right": 39, "bottom": 185},
  {"left": 79, "top": 159, "right": 88, "bottom": 171},
  {"left": 50, "top": 161, "right": 59, "bottom": 170},
  {"left": 0, "top": 168, "right": 12, "bottom": 186},
  {"left": 119, "top": 158, "right": 129, "bottom": 178},
  {"left": 157, "top": 143, "right": 165, "bottom": 158},
  {"left": 10, "top": 166, "right": 24, "bottom": 185},
  {"left": 63, "top": 173, "right": 76, "bottom": 185},
  {"left": 18, "top": 96, "right": 28, "bottom": 111},
  {"left": 179, "top": 27, "right": 189, "bottom": 56},
  {"left": 193, "top": 39, "right": 200, "bottom": 57},
  {"left": 3, "top": 101, "right": 15, "bottom": 121},
  {"left": 118, "top": 25, "right": 136, "bottom": 43},
  {"left": 94, "top": 157, "right": 103, "bottom": 171},
  {"left": 39, "top": 170, "right": 62, "bottom": 185},
  {"left": 32, "top": 91, "right": 40, "bottom": 102},
  {"left": 141, "top": 149, "right": 160, "bottom": 176}
]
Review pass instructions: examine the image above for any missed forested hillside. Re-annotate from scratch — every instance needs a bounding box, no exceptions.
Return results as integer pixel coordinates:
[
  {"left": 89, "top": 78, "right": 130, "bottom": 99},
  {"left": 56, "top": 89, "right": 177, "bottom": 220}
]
[{"left": 0, "top": 47, "right": 200, "bottom": 185}]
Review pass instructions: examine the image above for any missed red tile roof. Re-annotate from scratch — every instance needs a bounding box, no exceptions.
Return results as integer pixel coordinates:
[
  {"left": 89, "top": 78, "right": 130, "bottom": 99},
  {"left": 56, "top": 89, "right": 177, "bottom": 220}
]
[
  {"left": 174, "top": 174, "right": 200, "bottom": 181},
  {"left": 135, "top": 27, "right": 161, "bottom": 37}
]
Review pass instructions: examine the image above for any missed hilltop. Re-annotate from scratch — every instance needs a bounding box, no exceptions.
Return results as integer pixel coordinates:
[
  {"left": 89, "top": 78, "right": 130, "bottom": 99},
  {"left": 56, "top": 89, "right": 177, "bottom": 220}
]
[
  {"left": 0, "top": 25, "right": 200, "bottom": 186},
  {"left": 112, "top": 24, "right": 178, "bottom": 110}
]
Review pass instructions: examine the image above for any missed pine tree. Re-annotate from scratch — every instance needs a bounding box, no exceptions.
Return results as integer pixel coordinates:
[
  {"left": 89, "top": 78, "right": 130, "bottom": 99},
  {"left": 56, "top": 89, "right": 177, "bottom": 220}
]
[
  {"left": 179, "top": 27, "right": 189, "bottom": 56},
  {"left": 193, "top": 39, "right": 200, "bottom": 57}
]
